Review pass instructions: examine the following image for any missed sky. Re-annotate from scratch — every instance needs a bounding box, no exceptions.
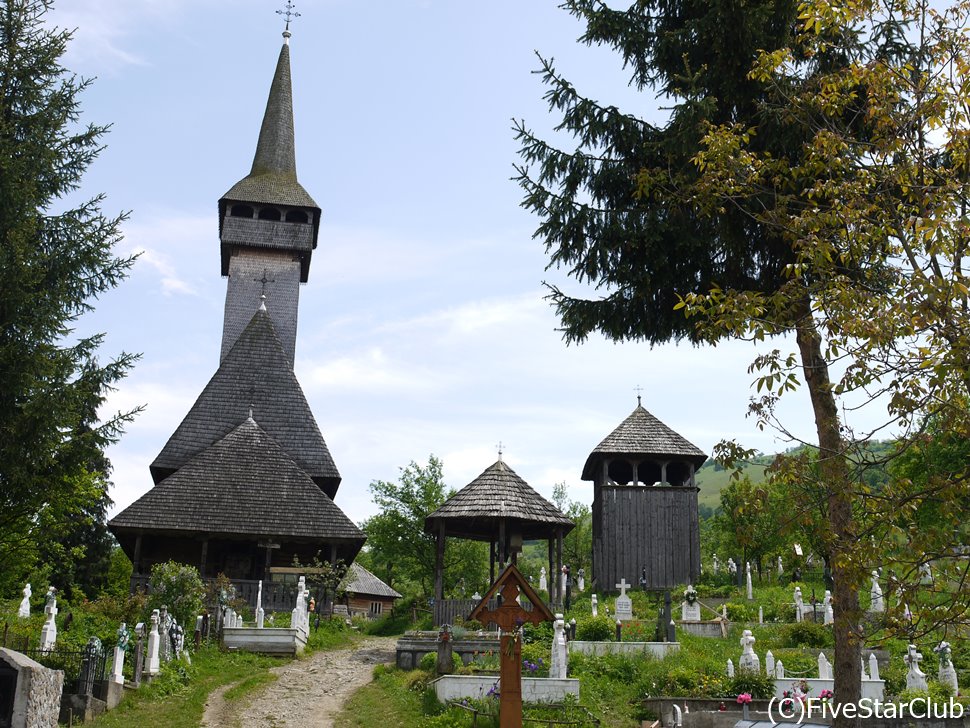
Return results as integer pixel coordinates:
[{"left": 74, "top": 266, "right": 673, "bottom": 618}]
[{"left": 46, "top": 0, "right": 894, "bottom": 526}]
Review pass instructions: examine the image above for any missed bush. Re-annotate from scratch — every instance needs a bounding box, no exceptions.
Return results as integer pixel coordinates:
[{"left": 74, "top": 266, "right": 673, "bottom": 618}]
[
  {"left": 419, "top": 652, "right": 437, "bottom": 671},
  {"left": 779, "top": 622, "right": 833, "bottom": 649},
  {"left": 575, "top": 615, "right": 615, "bottom": 641},
  {"left": 728, "top": 671, "right": 776, "bottom": 699},
  {"left": 147, "top": 561, "right": 205, "bottom": 628}
]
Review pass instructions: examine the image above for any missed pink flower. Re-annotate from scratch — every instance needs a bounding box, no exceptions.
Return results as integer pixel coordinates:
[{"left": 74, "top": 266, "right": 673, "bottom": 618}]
[{"left": 737, "top": 693, "right": 753, "bottom": 705}]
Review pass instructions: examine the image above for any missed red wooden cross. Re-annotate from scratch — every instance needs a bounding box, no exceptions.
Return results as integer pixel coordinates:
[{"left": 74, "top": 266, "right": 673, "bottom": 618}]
[{"left": 470, "top": 564, "right": 554, "bottom": 728}]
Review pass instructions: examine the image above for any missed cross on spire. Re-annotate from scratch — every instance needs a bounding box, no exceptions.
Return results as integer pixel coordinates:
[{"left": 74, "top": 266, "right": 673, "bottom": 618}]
[
  {"left": 633, "top": 384, "right": 643, "bottom": 406},
  {"left": 496, "top": 441, "right": 504, "bottom": 461},
  {"left": 254, "top": 268, "right": 275, "bottom": 297},
  {"left": 277, "top": 1, "right": 301, "bottom": 40}
]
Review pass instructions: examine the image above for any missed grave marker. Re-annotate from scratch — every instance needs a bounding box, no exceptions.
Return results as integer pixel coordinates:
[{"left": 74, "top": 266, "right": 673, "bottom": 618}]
[
  {"left": 614, "top": 579, "right": 633, "bottom": 621},
  {"left": 470, "top": 564, "right": 554, "bottom": 728}
]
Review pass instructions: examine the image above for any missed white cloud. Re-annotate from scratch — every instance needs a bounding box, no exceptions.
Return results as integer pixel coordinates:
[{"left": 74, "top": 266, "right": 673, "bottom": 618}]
[{"left": 300, "top": 346, "right": 444, "bottom": 394}]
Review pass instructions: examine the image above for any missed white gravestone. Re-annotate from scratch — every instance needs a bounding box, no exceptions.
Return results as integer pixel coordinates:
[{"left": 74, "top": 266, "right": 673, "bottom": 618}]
[
  {"left": 726, "top": 659, "right": 735, "bottom": 677},
  {"left": 39, "top": 588, "right": 57, "bottom": 653},
  {"left": 256, "top": 580, "right": 265, "bottom": 629},
  {"left": 775, "top": 659, "right": 785, "bottom": 679},
  {"left": 112, "top": 622, "right": 129, "bottom": 684},
  {"left": 471, "top": 591, "right": 482, "bottom": 602},
  {"left": 146, "top": 609, "right": 161, "bottom": 676},
  {"left": 746, "top": 562, "right": 753, "bottom": 600},
  {"left": 292, "top": 576, "right": 308, "bottom": 634},
  {"left": 591, "top": 594, "right": 598, "bottom": 617},
  {"left": 614, "top": 579, "right": 633, "bottom": 621},
  {"left": 727, "top": 558, "right": 737, "bottom": 575},
  {"left": 18, "top": 583, "right": 31, "bottom": 618},
  {"left": 920, "top": 563, "right": 932, "bottom": 585},
  {"left": 868, "top": 652, "right": 880, "bottom": 681},
  {"left": 577, "top": 568, "right": 585, "bottom": 592},
  {"left": 681, "top": 586, "right": 700, "bottom": 621},
  {"left": 793, "top": 587, "right": 804, "bottom": 623},
  {"left": 777, "top": 556, "right": 783, "bottom": 579},
  {"left": 739, "top": 629, "right": 760, "bottom": 673},
  {"left": 539, "top": 567, "right": 547, "bottom": 593},
  {"left": 823, "top": 590, "right": 834, "bottom": 625},
  {"left": 765, "top": 650, "right": 775, "bottom": 676},
  {"left": 549, "top": 614, "right": 568, "bottom": 679},
  {"left": 937, "top": 642, "right": 959, "bottom": 695},
  {"left": 870, "top": 571, "right": 884, "bottom": 612},
  {"left": 561, "top": 566, "right": 568, "bottom": 595},
  {"left": 758, "top": 606, "right": 763, "bottom": 624},
  {"left": 159, "top": 607, "right": 172, "bottom": 662},
  {"left": 713, "top": 554, "right": 719, "bottom": 574},
  {"left": 818, "top": 652, "right": 832, "bottom": 680},
  {"left": 905, "top": 644, "right": 928, "bottom": 692}
]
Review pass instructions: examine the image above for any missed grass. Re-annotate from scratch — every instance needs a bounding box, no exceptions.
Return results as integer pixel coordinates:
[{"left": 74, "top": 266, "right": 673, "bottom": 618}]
[
  {"left": 333, "top": 664, "right": 431, "bottom": 728},
  {"left": 87, "top": 645, "right": 285, "bottom": 728},
  {"left": 87, "top": 618, "right": 360, "bottom": 728}
]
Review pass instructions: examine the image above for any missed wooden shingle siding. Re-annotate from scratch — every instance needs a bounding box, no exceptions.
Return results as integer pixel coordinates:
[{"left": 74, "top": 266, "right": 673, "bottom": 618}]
[
  {"left": 594, "top": 486, "right": 700, "bottom": 591},
  {"left": 149, "top": 309, "right": 341, "bottom": 497}
]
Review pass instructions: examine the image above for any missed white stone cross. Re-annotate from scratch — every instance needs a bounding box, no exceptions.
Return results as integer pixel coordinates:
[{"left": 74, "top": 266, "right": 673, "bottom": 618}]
[{"left": 615, "top": 578, "right": 631, "bottom": 597}]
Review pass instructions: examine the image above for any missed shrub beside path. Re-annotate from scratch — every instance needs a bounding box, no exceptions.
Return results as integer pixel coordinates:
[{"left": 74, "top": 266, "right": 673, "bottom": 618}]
[{"left": 201, "top": 635, "right": 398, "bottom": 727}]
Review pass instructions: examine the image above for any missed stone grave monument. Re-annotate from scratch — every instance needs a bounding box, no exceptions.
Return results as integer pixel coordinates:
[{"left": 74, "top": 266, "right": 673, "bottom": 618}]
[
  {"left": 17, "top": 583, "right": 30, "bottom": 619},
  {"left": 539, "top": 566, "right": 547, "bottom": 593},
  {"left": 550, "top": 614, "right": 568, "bottom": 680},
  {"left": 904, "top": 644, "right": 928, "bottom": 691},
  {"left": 146, "top": 609, "right": 161, "bottom": 676},
  {"left": 39, "top": 588, "right": 57, "bottom": 653},
  {"left": 681, "top": 585, "right": 700, "bottom": 621},
  {"left": 936, "top": 641, "right": 958, "bottom": 694},
  {"left": 614, "top": 579, "right": 633, "bottom": 621},
  {"left": 870, "top": 571, "right": 884, "bottom": 612},
  {"left": 739, "top": 629, "right": 760, "bottom": 673}
]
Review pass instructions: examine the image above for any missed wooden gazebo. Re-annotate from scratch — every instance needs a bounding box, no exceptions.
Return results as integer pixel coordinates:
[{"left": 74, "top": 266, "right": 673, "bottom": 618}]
[{"left": 424, "top": 459, "right": 574, "bottom": 622}]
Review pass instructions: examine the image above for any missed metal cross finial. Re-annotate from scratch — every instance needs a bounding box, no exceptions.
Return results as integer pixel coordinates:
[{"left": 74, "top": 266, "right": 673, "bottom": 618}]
[
  {"left": 633, "top": 384, "right": 643, "bottom": 406},
  {"left": 497, "top": 441, "right": 504, "bottom": 461},
  {"left": 277, "top": 1, "right": 301, "bottom": 39}
]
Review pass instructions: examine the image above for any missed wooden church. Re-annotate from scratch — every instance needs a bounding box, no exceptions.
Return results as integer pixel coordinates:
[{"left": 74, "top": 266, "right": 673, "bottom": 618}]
[
  {"left": 584, "top": 400, "right": 706, "bottom": 591},
  {"left": 109, "top": 29, "right": 365, "bottom": 583}
]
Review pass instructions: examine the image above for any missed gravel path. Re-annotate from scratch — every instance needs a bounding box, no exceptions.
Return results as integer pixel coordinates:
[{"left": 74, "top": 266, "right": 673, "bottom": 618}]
[{"left": 201, "top": 636, "right": 397, "bottom": 728}]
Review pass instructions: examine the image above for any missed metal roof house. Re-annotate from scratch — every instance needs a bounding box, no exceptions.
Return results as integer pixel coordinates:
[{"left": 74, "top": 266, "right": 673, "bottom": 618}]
[
  {"left": 109, "top": 31, "right": 364, "bottom": 585},
  {"left": 584, "top": 401, "right": 706, "bottom": 591}
]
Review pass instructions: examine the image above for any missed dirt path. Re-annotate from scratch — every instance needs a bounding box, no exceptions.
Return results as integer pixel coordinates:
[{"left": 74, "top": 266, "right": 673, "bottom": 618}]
[{"left": 201, "top": 636, "right": 397, "bottom": 728}]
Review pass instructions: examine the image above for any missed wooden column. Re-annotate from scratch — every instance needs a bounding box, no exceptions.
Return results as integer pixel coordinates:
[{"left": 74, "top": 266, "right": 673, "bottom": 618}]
[
  {"left": 199, "top": 539, "right": 208, "bottom": 578},
  {"left": 133, "top": 534, "right": 143, "bottom": 575},
  {"left": 660, "top": 460, "right": 668, "bottom": 485},
  {"left": 547, "top": 538, "right": 554, "bottom": 602},
  {"left": 632, "top": 460, "right": 639, "bottom": 486},
  {"left": 555, "top": 530, "right": 563, "bottom": 610},
  {"left": 498, "top": 519, "right": 507, "bottom": 568},
  {"left": 434, "top": 522, "right": 445, "bottom": 601},
  {"left": 490, "top": 541, "right": 496, "bottom": 584},
  {"left": 329, "top": 544, "right": 338, "bottom": 565}
]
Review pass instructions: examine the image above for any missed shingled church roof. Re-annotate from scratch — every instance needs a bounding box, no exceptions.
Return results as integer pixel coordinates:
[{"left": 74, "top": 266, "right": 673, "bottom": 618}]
[
  {"left": 582, "top": 404, "right": 707, "bottom": 479},
  {"left": 425, "top": 460, "right": 573, "bottom": 541},
  {"left": 150, "top": 307, "right": 341, "bottom": 497},
  {"left": 112, "top": 418, "right": 364, "bottom": 546},
  {"left": 221, "top": 42, "right": 318, "bottom": 211}
]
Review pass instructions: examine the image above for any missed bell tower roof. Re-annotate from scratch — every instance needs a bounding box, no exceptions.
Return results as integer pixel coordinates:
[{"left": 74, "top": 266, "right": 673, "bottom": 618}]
[{"left": 221, "top": 42, "right": 318, "bottom": 210}]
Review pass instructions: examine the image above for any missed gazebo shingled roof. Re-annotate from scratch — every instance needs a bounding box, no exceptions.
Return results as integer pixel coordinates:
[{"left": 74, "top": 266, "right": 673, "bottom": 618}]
[
  {"left": 424, "top": 459, "right": 574, "bottom": 541},
  {"left": 581, "top": 404, "right": 707, "bottom": 480}
]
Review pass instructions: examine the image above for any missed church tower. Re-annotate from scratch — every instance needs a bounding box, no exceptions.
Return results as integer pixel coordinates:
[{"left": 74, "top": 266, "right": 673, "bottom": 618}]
[
  {"left": 110, "top": 23, "right": 364, "bottom": 586},
  {"left": 218, "top": 30, "right": 319, "bottom": 364}
]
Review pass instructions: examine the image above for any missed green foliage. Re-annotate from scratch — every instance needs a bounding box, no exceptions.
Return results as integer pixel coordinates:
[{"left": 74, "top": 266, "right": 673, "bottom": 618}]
[
  {"left": 779, "top": 622, "right": 833, "bottom": 649},
  {"left": 418, "top": 652, "right": 436, "bottom": 671},
  {"left": 575, "top": 615, "right": 615, "bottom": 641},
  {"left": 147, "top": 561, "right": 205, "bottom": 628},
  {"left": 0, "top": 0, "right": 140, "bottom": 595},
  {"left": 552, "top": 482, "right": 593, "bottom": 575},
  {"left": 727, "top": 672, "right": 776, "bottom": 699},
  {"left": 360, "top": 456, "right": 488, "bottom": 599}
]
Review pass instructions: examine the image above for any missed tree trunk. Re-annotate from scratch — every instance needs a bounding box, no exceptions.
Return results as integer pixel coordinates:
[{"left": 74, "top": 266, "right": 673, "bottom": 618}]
[{"left": 794, "top": 296, "right": 862, "bottom": 728}]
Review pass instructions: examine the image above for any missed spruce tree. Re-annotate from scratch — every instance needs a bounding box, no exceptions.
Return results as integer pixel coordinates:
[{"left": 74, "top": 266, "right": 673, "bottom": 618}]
[
  {"left": 515, "top": 1, "right": 867, "bottom": 716},
  {"left": 0, "top": 0, "right": 138, "bottom": 591}
]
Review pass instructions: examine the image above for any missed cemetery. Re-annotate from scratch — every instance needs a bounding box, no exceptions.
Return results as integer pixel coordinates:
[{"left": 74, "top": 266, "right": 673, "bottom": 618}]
[{"left": 5, "top": 0, "right": 970, "bottom": 726}]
